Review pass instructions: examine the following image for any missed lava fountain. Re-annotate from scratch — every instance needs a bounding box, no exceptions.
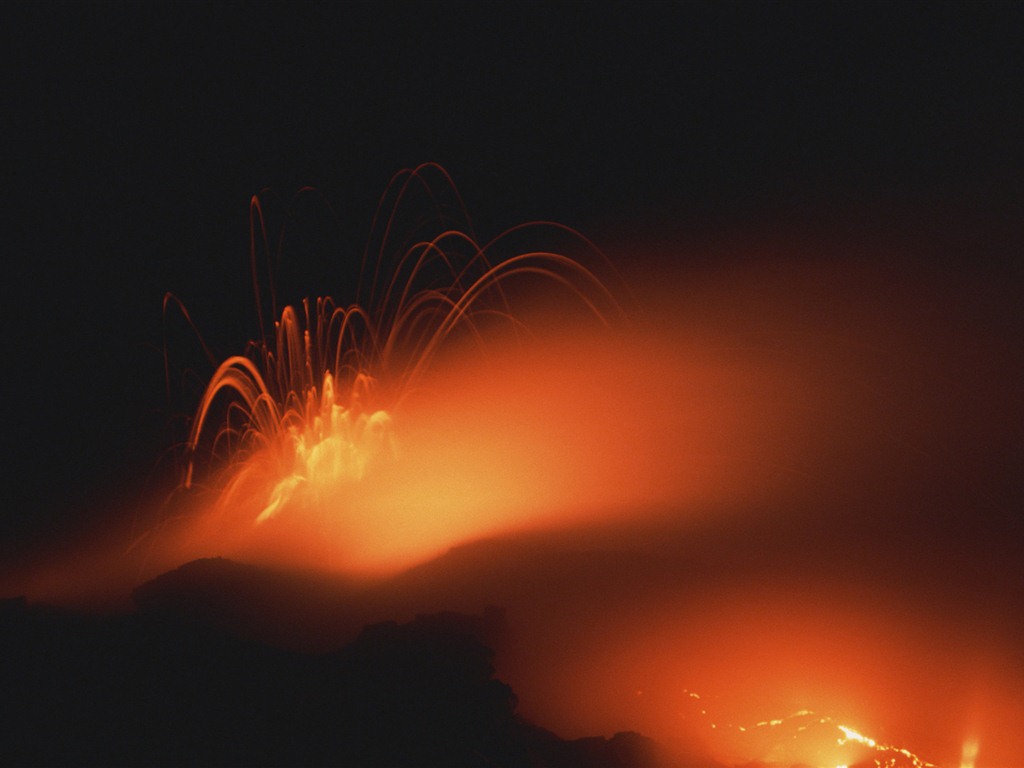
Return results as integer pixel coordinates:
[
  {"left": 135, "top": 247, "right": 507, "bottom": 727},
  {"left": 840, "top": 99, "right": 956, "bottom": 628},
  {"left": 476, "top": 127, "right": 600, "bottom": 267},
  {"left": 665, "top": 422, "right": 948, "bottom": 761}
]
[{"left": 156, "top": 163, "right": 628, "bottom": 575}]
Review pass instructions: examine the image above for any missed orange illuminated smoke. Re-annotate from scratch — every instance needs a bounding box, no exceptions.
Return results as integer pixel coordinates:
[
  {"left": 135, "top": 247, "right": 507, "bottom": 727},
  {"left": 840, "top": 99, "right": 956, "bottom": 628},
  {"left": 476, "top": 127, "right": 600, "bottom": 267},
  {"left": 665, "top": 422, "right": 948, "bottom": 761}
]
[
  {"left": 168, "top": 164, "right": 623, "bottom": 574},
  {"left": 9, "top": 168, "right": 1019, "bottom": 768}
]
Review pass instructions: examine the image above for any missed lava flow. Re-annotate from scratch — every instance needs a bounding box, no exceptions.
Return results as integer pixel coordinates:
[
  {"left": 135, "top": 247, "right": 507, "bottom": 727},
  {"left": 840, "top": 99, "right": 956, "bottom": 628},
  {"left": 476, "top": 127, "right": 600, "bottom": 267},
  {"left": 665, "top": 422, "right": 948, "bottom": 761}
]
[{"left": 667, "top": 695, "right": 937, "bottom": 767}]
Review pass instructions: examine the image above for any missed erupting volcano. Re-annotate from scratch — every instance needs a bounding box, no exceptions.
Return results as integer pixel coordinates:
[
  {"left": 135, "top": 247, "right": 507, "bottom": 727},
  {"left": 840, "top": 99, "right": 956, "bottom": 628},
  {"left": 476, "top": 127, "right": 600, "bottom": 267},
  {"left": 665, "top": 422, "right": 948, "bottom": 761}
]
[
  {"left": 4, "top": 166, "right": 1022, "bottom": 768},
  {"left": 8, "top": 6, "right": 1023, "bottom": 767}
]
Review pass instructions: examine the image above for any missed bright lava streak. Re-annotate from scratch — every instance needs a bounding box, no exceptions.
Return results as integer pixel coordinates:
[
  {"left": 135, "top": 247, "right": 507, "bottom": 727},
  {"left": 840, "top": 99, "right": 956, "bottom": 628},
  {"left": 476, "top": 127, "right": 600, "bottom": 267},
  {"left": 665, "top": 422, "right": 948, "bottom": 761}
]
[
  {"left": 838, "top": 724, "right": 936, "bottom": 768},
  {"left": 163, "top": 163, "right": 627, "bottom": 575},
  {"left": 672, "top": 692, "right": 940, "bottom": 768}
]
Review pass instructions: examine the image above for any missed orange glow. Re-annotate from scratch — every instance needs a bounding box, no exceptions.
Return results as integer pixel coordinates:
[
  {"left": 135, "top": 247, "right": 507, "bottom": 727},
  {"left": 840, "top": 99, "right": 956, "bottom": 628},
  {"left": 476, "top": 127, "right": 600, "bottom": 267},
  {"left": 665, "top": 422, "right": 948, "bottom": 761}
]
[
  {"left": 961, "top": 736, "right": 980, "bottom": 768},
  {"left": 6, "top": 171, "right": 1021, "bottom": 768},
  {"left": 489, "top": 567, "right": 1023, "bottom": 768},
  {"left": 157, "top": 317, "right": 822, "bottom": 576},
  {"left": 154, "top": 284, "right": 847, "bottom": 579},
  {"left": 155, "top": 168, "right": 855, "bottom": 579}
]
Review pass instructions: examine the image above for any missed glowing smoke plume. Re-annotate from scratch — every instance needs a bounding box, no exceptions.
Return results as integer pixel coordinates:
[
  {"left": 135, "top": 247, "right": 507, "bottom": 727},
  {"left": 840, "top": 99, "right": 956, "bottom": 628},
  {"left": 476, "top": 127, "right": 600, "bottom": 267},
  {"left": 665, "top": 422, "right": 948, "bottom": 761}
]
[{"left": 9, "top": 166, "right": 1018, "bottom": 768}]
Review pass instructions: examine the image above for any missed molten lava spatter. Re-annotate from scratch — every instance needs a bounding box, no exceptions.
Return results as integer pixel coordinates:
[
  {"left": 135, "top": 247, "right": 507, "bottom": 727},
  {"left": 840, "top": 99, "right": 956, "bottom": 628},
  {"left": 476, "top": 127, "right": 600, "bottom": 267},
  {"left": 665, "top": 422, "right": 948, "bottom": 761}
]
[
  {"left": 254, "top": 373, "right": 395, "bottom": 524},
  {"left": 168, "top": 164, "right": 624, "bottom": 573}
]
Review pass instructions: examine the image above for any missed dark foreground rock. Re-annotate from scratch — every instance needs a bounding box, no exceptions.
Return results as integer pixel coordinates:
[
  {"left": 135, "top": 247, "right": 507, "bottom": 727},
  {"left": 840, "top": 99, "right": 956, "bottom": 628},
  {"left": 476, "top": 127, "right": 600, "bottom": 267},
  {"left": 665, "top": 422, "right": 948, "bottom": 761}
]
[{"left": 0, "top": 593, "right": 670, "bottom": 767}]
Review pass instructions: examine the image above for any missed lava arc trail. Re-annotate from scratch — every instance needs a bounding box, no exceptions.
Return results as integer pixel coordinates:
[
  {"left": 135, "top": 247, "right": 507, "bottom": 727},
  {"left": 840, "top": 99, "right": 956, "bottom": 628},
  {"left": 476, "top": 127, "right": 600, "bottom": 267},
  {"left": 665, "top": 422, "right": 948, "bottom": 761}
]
[{"left": 154, "top": 163, "right": 631, "bottom": 576}]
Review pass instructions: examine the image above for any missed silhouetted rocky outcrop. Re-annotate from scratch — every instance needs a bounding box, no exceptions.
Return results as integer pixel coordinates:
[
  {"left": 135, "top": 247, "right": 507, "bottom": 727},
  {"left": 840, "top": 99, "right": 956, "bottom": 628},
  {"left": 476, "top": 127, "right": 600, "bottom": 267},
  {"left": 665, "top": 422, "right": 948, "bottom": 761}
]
[
  {"left": 284, "top": 610, "right": 519, "bottom": 766},
  {"left": 131, "top": 556, "right": 369, "bottom": 650},
  {"left": 503, "top": 725, "right": 668, "bottom": 768},
  {"left": 1, "top": 581, "right": 676, "bottom": 767}
]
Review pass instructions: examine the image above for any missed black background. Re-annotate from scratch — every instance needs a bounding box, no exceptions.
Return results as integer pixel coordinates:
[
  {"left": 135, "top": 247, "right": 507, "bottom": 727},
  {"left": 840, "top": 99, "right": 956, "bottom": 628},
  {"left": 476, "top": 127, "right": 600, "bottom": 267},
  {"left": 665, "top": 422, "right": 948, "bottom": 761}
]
[{"left": 4, "top": 1, "right": 1023, "bottom": 549}]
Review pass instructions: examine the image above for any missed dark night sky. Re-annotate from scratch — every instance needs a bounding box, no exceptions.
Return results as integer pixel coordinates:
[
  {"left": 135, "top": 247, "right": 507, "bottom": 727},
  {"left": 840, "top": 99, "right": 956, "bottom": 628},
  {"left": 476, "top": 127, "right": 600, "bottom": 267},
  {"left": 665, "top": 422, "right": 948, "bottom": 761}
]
[{"left": 3, "top": 1, "right": 1023, "bottom": 549}]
